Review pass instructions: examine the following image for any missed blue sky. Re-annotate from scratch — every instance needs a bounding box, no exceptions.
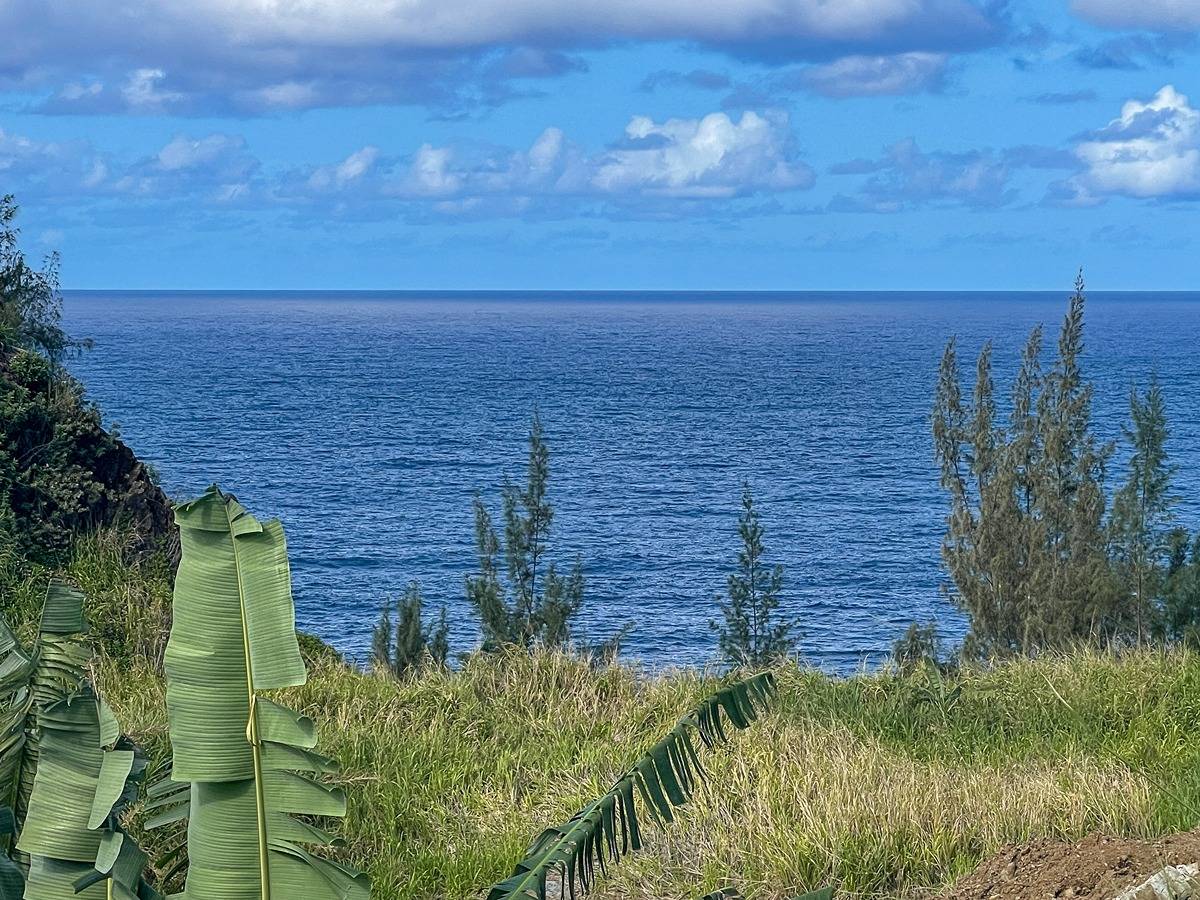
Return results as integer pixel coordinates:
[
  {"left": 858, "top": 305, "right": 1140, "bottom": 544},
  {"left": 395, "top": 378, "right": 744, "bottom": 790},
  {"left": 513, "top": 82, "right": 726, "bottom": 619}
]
[{"left": 1, "top": 0, "right": 1198, "bottom": 290}]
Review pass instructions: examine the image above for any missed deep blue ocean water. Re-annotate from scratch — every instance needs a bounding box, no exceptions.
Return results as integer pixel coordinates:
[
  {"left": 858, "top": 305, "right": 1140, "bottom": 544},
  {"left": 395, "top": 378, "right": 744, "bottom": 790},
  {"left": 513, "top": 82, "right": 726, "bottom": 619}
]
[{"left": 62, "top": 291, "right": 1200, "bottom": 673}]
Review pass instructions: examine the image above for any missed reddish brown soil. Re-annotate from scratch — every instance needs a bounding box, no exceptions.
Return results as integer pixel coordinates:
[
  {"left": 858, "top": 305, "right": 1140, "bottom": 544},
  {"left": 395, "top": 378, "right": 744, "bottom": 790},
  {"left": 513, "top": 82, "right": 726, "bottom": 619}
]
[{"left": 940, "top": 831, "right": 1200, "bottom": 899}]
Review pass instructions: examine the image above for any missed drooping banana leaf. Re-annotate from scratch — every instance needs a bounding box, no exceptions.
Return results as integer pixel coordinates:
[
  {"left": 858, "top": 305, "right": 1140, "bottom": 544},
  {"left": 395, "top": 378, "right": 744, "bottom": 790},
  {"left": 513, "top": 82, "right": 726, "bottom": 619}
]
[
  {"left": 16, "top": 686, "right": 160, "bottom": 900},
  {"left": 156, "top": 485, "right": 369, "bottom": 900},
  {"left": 0, "top": 807, "right": 23, "bottom": 899},
  {"left": 488, "top": 672, "right": 778, "bottom": 900}
]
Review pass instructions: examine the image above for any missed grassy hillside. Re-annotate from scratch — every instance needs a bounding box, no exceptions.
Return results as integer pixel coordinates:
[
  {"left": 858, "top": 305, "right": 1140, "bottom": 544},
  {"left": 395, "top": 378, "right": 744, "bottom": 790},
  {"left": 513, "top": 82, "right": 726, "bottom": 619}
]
[
  {"left": 54, "top": 518, "right": 1195, "bottom": 900},
  {"left": 100, "top": 643, "right": 1200, "bottom": 900},
  {"left": 6, "top": 532, "right": 1199, "bottom": 899}
]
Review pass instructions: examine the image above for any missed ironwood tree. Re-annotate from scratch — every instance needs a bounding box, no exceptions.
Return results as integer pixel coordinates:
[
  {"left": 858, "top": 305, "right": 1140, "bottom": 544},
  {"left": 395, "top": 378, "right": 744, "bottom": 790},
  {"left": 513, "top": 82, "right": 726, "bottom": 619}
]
[
  {"left": 372, "top": 581, "right": 450, "bottom": 676},
  {"left": 933, "top": 272, "right": 1124, "bottom": 658},
  {"left": 466, "top": 414, "right": 584, "bottom": 650},
  {"left": 1109, "top": 377, "right": 1176, "bottom": 644},
  {"left": 712, "top": 483, "right": 797, "bottom": 668}
]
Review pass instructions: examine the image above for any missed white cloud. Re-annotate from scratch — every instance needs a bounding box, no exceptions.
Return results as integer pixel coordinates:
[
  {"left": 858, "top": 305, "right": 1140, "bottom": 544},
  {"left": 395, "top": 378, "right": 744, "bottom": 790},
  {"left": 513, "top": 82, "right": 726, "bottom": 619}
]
[
  {"left": 1065, "top": 85, "right": 1200, "bottom": 202},
  {"left": 273, "top": 109, "right": 813, "bottom": 217},
  {"left": 1071, "top": 0, "right": 1200, "bottom": 31},
  {"left": 121, "top": 68, "right": 184, "bottom": 112},
  {"left": 403, "top": 146, "right": 463, "bottom": 197},
  {"left": 246, "top": 82, "right": 321, "bottom": 111},
  {"left": 592, "top": 111, "right": 813, "bottom": 197},
  {"left": 157, "top": 134, "right": 246, "bottom": 171},
  {"left": 799, "top": 52, "right": 947, "bottom": 98},
  {"left": 304, "top": 147, "right": 381, "bottom": 191}
]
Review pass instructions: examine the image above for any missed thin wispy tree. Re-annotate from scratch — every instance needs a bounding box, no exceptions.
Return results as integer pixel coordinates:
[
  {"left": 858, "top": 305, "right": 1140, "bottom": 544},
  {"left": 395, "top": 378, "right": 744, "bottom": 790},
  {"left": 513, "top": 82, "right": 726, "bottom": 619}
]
[{"left": 712, "top": 483, "right": 797, "bottom": 668}]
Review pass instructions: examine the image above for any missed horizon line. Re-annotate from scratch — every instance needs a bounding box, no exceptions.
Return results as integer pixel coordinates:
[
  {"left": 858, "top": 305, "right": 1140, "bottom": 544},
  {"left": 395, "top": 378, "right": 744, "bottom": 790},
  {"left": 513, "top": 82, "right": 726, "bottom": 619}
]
[{"left": 62, "top": 288, "right": 1200, "bottom": 296}]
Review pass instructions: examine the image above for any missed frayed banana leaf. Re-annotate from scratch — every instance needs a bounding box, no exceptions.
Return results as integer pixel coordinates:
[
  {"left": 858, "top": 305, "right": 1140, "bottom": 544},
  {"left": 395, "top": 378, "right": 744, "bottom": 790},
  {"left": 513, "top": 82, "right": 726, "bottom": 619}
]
[
  {"left": 16, "top": 687, "right": 159, "bottom": 900},
  {"left": 488, "top": 672, "right": 777, "bottom": 900},
  {"left": 0, "top": 807, "right": 23, "bottom": 899},
  {"left": 158, "top": 485, "right": 369, "bottom": 900}
]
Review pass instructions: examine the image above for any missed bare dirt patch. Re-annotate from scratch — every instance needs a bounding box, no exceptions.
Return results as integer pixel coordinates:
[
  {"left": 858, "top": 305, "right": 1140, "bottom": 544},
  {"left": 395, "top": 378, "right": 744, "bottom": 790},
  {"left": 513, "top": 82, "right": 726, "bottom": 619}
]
[{"left": 941, "top": 831, "right": 1200, "bottom": 899}]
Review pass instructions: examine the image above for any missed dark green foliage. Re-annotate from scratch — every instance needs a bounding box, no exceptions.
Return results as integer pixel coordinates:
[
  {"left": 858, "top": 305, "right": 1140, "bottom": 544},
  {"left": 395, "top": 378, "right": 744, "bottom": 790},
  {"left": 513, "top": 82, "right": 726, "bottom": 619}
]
[
  {"left": 467, "top": 415, "right": 584, "bottom": 651},
  {"left": 0, "top": 197, "right": 172, "bottom": 564},
  {"left": 0, "top": 807, "right": 21, "bottom": 898},
  {"left": 1109, "top": 378, "right": 1176, "bottom": 642},
  {"left": 297, "top": 631, "right": 348, "bottom": 669},
  {"left": 891, "top": 621, "right": 943, "bottom": 675},
  {"left": 372, "top": 582, "right": 449, "bottom": 676},
  {"left": 1161, "top": 530, "right": 1200, "bottom": 645},
  {"left": 712, "top": 484, "right": 797, "bottom": 669},
  {"left": 933, "top": 273, "right": 1123, "bottom": 658},
  {"left": 0, "top": 195, "right": 90, "bottom": 367},
  {"left": 487, "top": 673, "right": 777, "bottom": 900}
]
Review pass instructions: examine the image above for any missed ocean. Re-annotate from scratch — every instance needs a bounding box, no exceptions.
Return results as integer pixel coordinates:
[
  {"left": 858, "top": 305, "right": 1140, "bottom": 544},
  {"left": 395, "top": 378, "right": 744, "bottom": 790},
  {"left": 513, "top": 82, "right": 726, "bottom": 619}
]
[{"left": 62, "top": 291, "right": 1200, "bottom": 673}]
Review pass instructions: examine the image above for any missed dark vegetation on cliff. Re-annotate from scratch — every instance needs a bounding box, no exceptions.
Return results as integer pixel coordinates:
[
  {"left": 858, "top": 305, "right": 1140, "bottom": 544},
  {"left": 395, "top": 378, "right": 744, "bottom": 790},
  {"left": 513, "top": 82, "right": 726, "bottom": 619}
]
[{"left": 0, "top": 196, "right": 174, "bottom": 644}]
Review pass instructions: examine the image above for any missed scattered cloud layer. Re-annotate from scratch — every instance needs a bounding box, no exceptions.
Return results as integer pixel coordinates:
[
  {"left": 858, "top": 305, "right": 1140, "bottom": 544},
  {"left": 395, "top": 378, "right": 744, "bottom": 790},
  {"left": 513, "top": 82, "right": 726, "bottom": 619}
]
[
  {"left": 23, "top": 49, "right": 589, "bottom": 118},
  {"left": 1071, "top": 0, "right": 1200, "bottom": 31},
  {"left": 0, "top": 0, "right": 1001, "bottom": 115},
  {"left": 640, "top": 69, "right": 732, "bottom": 93},
  {"left": 2, "top": 110, "right": 814, "bottom": 221},
  {"left": 1023, "top": 90, "right": 1098, "bottom": 105},
  {"left": 1073, "top": 33, "right": 1194, "bottom": 70},
  {"left": 1057, "top": 85, "right": 1200, "bottom": 203},
  {"left": 829, "top": 138, "right": 1016, "bottom": 210},
  {"left": 794, "top": 52, "right": 948, "bottom": 97},
  {"left": 649, "top": 50, "right": 952, "bottom": 104}
]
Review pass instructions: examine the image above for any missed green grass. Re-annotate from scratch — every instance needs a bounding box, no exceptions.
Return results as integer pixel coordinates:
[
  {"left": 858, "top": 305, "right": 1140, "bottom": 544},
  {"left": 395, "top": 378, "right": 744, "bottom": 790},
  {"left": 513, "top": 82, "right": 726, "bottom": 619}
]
[
  {"left": 16, "top": 533, "right": 1200, "bottom": 899},
  {"left": 100, "top": 647, "right": 1200, "bottom": 900}
]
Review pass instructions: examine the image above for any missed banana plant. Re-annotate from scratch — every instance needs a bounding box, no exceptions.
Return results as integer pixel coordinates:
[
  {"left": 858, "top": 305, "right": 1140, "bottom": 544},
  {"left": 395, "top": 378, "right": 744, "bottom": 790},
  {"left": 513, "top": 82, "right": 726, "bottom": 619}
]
[
  {"left": 17, "top": 686, "right": 159, "bottom": 900},
  {"left": 488, "top": 672, "right": 778, "bottom": 900},
  {"left": 147, "top": 485, "right": 369, "bottom": 900},
  {"left": 0, "top": 581, "right": 93, "bottom": 870}
]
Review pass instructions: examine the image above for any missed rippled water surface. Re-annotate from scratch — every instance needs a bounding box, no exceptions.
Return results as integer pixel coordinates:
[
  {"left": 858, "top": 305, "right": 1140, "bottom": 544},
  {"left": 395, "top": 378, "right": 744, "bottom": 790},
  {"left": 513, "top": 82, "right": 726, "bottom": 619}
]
[{"left": 63, "top": 292, "right": 1200, "bottom": 672}]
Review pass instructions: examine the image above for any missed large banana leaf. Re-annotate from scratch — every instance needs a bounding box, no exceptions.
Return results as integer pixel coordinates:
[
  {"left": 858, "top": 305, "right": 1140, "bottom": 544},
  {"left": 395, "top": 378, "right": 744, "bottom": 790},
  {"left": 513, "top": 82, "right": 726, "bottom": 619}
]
[
  {"left": 488, "top": 672, "right": 778, "bottom": 900},
  {"left": 15, "top": 581, "right": 93, "bottom": 830},
  {"left": 0, "top": 808, "right": 22, "bottom": 899},
  {"left": 17, "top": 687, "right": 159, "bottom": 900},
  {"left": 158, "top": 485, "right": 368, "bottom": 900},
  {"left": 0, "top": 581, "right": 92, "bottom": 873}
]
